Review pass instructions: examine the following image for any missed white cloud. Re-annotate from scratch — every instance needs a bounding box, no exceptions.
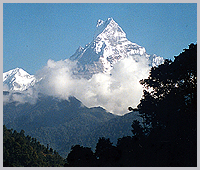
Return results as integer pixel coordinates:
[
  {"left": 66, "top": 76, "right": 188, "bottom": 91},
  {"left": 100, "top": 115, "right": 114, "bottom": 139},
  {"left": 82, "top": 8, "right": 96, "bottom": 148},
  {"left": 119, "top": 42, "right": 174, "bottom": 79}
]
[{"left": 35, "top": 55, "right": 150, "bottom": 116}]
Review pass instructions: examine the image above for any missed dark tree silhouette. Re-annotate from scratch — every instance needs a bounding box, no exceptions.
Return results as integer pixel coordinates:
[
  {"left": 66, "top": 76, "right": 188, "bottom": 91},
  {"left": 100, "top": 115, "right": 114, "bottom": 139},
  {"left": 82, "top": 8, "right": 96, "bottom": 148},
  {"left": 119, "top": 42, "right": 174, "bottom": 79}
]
[
  {"left": 135, "top": 43, "right": 197, "bottom": 166},
  {"left": 95, "top": 137, "right": 120, "bottom": 166},
  {"left": 65, "top": 145, "right": 97, "bottom": 167}
]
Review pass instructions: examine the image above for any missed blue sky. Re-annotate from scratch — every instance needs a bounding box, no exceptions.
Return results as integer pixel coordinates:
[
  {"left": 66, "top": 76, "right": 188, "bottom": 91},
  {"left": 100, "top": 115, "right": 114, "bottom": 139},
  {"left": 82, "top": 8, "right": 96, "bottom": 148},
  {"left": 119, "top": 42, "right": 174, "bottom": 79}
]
[{"left": 3, "top": 3, "right": 197, "bottom": 74}]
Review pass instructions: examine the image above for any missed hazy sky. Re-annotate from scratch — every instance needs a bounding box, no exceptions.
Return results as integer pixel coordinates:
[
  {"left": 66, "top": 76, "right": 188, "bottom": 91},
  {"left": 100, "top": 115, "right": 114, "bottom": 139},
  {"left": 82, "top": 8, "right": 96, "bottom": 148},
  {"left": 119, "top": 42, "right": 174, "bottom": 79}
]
[{"left": 3, "top": 3, "right": 197, "bottom": 74}]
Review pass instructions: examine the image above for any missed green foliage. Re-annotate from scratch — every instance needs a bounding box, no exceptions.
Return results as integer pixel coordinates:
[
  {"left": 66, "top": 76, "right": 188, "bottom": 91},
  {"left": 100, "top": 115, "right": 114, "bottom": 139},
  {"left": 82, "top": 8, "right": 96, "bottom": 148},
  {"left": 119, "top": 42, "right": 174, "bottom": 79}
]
[{"left": 3, "top": 125, "right": 65, "bottom": 167}]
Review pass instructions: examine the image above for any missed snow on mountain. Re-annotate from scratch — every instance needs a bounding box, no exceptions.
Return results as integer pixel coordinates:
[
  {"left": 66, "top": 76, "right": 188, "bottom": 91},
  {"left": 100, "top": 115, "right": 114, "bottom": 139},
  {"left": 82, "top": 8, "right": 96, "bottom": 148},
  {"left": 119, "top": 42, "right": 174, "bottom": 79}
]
[
  {"left": 70, "top": 17, "right": 164, "bottom": 78},
  {"left": 3, "top": 68, "right": 37, "bottom": 91}
]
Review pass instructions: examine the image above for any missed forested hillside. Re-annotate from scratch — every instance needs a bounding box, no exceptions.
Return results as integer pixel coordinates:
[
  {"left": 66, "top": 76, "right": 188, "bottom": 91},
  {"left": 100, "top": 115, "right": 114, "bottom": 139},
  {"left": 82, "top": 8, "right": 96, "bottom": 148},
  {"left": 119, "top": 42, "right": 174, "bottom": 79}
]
[
  {"left": 3, "top": 125, "right": 65, "bottom": 167},
  {"left": 3, "top": 95, "right": 116, "bottom": 157}
]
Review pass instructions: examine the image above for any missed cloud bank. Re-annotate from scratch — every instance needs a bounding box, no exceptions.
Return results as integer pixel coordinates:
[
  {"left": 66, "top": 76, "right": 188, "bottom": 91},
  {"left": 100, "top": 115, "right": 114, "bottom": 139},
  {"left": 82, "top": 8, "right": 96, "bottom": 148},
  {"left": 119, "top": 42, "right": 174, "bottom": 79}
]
[
  {"left": 34, "top": 55, "right": 150, "bottom": 115},
  {"left": 3, "top": 87, "right": 38, "bottom": 105}
]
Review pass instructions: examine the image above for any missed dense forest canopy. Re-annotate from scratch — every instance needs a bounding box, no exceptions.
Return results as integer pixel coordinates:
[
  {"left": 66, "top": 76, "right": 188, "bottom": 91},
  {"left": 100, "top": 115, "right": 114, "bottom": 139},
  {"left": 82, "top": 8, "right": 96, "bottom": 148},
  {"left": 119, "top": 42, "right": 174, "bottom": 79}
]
[
  {"left": 3, "top": 125, "right": 65, "bottom": 167},
  {"left": 3, "top": 43, "right": 197, "bottom": 167}
]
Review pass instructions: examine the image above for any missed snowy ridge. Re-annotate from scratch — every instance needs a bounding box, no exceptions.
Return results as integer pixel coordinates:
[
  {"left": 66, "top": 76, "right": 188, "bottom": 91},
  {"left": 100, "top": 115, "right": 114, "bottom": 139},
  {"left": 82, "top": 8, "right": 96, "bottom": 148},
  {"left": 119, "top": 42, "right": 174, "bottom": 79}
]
[{"left": 3, "top": 68, "right": 36, "bottom": 91}]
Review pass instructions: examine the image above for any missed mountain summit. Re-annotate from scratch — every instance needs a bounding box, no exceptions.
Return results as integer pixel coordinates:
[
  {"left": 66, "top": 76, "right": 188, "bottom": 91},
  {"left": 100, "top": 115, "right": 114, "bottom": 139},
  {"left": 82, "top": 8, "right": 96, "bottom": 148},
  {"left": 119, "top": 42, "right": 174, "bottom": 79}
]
[
  {"left": 94, "top": 17, "right": 126, "bottom": 40},
  {"left": 70, "top": 18, "right": 164, "bottom": 78},
  {"left": 3, "top": 68, "right": 36, "bottom": 91}
]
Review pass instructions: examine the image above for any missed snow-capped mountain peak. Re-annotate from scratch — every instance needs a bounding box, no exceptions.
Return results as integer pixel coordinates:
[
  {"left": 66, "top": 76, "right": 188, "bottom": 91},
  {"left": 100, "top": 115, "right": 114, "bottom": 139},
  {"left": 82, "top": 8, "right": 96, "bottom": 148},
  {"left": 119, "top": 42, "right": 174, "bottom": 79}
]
[
  {"left": 70, "top": 18, "right": 164, "bottom": 78},
  {"left": 3, "top": 68, "right": 36, "bottom": 91}
]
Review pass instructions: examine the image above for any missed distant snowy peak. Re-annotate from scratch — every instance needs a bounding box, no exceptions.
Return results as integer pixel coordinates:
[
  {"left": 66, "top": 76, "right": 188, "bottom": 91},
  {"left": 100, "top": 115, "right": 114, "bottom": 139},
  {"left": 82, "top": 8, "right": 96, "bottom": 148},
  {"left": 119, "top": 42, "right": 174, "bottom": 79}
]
[
  {"left": 70, "top": 18, "right": 164, "bottom": 78},
  {"left": 3, "top": 68, "right": 36, "bottom": 91}
]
